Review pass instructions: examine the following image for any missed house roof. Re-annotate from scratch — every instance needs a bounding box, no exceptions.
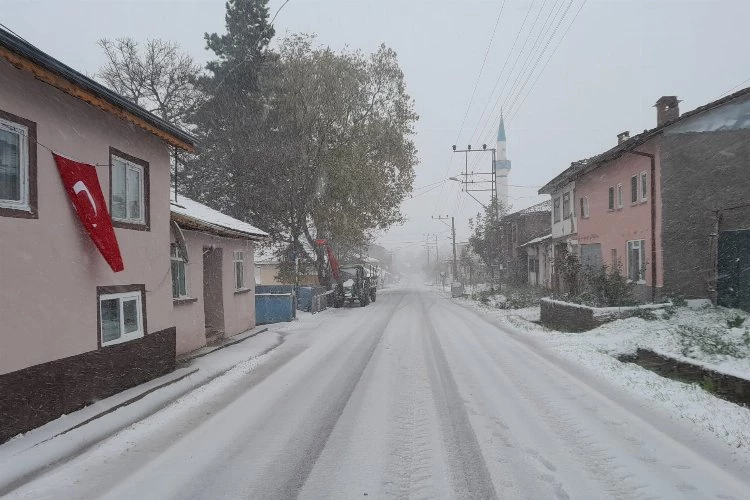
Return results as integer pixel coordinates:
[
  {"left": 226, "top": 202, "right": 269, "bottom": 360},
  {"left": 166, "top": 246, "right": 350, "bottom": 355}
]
[
  {"left": 170, "top": 190, "right": 268, "bottom": 240},
  {"left": 505, "top": 200, "right": 552, "bottom": 220},
  {"left": 0, "top": 27, "right": 196, "bottom": 152},
  {"left": 538, "top": 86, "right": 750, "bottom": 194},
  {"left": 520, "top": 233, "right": 552, "bottom": 248}
]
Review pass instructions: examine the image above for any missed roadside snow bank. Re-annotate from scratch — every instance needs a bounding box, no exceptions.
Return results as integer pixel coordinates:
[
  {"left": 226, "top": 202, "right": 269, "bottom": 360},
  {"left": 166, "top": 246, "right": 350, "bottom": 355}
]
[{"left": 456, "top": 295, "right": 750, "bottom": 449}]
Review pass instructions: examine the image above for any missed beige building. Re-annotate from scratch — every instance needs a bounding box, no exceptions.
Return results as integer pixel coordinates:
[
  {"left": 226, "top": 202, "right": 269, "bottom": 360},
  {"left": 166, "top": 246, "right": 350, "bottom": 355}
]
[
  {"left": 0, "top": 28, "right": 195, "bottom": 442},
  {"left": 170, "top": 192, "right": 267, "bottom": 354}
]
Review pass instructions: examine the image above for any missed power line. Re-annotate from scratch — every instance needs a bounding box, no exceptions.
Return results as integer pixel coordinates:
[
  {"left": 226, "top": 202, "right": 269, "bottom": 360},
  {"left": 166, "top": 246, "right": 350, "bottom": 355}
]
[
  {"left": 506, "top": 0, "right": 575, "bottom": 118},
  {"left": 507, "top": 0, "right": 587, "bottom": 125},
  {"left": 467, "top": 0, "right": 577, "bottom": 174},
  {"left": 503, "top": 0, "right": 566, "bottom": 113},
  {"left": 464, "top": 0, "right": 538, "bottom": 150},
  {"left": 433, "top": 0, "right": 508, "bottom": 213}
]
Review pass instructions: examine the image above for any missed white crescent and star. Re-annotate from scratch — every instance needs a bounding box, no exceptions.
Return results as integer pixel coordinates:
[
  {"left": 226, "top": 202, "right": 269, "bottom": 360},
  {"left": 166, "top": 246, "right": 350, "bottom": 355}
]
[{"left": 72, "top": 180, "right": 98, "bottom": 227}]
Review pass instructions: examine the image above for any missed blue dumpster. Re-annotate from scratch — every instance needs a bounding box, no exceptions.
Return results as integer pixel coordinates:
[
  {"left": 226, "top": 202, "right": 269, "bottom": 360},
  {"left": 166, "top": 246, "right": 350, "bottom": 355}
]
[{"left": 255, "top": 285, "right": 297, "bottom": 324}]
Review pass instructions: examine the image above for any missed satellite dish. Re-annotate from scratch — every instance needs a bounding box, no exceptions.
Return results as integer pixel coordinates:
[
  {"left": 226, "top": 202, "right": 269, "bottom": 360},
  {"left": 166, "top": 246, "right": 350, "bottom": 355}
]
[{"left": 170, "top": 220, "right": 189, "bottom": 263}]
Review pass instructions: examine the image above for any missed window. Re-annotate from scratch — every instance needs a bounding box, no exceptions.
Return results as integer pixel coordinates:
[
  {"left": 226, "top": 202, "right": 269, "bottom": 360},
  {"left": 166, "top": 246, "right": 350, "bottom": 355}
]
[
  {"left": 0, "top": 110, "right": 36, "bottom": 218},
  {"left": 580, "top": 196, "right": 590, "bottom": 218},
  {"left": 562, "top": 192, "right": 571, "bottom": 220},
  {"left": 553, "top": 196, "right": 561, "bottom": 222},
  {"left": 611, "top": 248, "right": 618, "bottom": 268},
  {"left": 616, "top": 183, "right": 623, "bottom": 208},
  {"left": 171, "top": 244, "right": 187, "bottom": 298},
  {"left": 627, "top": 240, "right": 646, "bottom": 282},
  {"left": 234, "top": 251, "right": 245, "bottom": 290},
  {"left": 110, "top": 148, "right": 149, "bottom": 229},
  {"left": 99, "top": 287, "right": 144, "bottom": 346},
  {"left": 640, "top": 171, "right": 648, "bottom": 201},
  {"left": 631, "top": 175, "right": 638, "bottom": 204},
  {"left": 608, "top": 186, "right": 615, "bottom": 210}
]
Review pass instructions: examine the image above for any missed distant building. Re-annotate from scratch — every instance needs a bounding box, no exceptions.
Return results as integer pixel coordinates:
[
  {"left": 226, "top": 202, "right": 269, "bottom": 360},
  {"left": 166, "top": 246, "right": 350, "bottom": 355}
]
[{"left": 500, "top": 200, "right": 552, "bottom": 285}]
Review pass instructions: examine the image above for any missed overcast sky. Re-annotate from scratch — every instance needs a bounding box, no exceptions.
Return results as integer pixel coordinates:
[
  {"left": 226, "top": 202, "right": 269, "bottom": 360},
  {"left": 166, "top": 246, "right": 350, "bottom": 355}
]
[{"left": 3, "top": 0, "right": 750, "bottom": 258}]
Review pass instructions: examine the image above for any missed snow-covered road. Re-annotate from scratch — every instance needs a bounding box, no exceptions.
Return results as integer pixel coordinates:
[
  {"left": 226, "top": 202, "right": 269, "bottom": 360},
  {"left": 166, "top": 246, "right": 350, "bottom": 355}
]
[{"left": 6, "top": 287, "right": 750, "bottom": 499}]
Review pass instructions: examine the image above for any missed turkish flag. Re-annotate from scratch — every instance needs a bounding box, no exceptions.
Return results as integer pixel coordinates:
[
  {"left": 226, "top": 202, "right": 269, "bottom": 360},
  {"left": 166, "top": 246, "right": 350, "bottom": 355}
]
[{"left": 53, "top": 153, "right": 124, "bottom": 272}]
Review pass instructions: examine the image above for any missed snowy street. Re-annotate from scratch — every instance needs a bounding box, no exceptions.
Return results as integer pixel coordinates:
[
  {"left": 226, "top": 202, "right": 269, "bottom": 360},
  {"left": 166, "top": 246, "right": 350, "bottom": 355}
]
[{"left": 6, "top": 287, "right": 750, "bottom": 499}]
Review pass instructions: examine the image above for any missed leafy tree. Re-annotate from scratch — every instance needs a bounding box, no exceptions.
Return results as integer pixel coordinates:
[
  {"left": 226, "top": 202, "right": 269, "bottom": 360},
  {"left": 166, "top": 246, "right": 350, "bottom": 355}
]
[
  {"left": 96, "top": 38, "right": 204, "bottom": 127},
  {"left": 468, "top": 199, "right": 509, "bottom": 286},
  {"left": 183, "top": 26, "right": 418, "bottom": 281},
  {"left": 272, "top": 35, "right": 418, "bottom": 276}
]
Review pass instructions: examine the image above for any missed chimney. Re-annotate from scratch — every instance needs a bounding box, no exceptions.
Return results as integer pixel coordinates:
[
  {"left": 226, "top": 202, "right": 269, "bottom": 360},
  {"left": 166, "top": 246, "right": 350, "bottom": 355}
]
[
  {"left": 655, "top": 96, "right": 680, "bottom": 126},
  {"left": 617, "top": 131, "right": 630, "bottom": 144}
]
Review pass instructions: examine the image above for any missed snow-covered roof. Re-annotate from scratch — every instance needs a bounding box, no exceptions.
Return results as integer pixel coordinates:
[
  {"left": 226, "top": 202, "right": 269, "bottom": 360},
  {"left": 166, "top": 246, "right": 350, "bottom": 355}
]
[
  {"left": 520, "top": 233, "right": 552, "bottom": 248},
  {"left": 170, "top": 190, "right": 268, "bottom": 240}
]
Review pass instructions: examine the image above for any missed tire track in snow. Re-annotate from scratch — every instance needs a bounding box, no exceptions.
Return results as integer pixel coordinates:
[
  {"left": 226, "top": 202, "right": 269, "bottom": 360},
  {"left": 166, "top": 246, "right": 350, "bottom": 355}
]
[
  {"left": 419, "top": 293, "right": 499, "bottom": 499},
  {"left": 382, "top": 307, "right": 441, "bottom": 500},
  {"left": 247, "top": 290, "right": 409, "bottom": 499}
]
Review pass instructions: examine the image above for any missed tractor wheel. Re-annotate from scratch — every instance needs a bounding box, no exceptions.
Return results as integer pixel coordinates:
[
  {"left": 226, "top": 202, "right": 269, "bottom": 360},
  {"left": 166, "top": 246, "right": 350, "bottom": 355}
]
[
  {"left": 361, "top": 292, "right": 370, "bottom": 307},
  {"left": 370, "top": 289, "right": 377, "bottom": 302}
]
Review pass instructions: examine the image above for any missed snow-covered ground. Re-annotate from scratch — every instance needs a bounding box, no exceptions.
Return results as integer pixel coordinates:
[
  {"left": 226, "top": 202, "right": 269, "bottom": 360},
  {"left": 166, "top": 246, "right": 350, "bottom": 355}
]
[
  {"left": 3, "top": 286, "right": 750, "bottom": 498},
  {"left": 456, "top": 293, "right": 750, "bottom": 450}
]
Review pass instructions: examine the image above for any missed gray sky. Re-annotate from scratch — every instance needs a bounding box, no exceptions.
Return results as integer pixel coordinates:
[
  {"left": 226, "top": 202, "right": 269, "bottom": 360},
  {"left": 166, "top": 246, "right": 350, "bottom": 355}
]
[{"left": 3, "top": 0, "right": 750, "bottom": 257}]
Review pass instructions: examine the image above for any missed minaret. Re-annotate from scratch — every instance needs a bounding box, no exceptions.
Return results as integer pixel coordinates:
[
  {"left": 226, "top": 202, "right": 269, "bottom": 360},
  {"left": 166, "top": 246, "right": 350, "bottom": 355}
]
[{"left": 494, "top": 110, "right": 511, "bottom": 209}]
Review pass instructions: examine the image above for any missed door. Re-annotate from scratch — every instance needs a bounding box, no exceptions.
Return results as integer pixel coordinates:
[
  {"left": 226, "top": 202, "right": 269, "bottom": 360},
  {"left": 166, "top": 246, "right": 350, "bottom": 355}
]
[
  {"left": 203, "top": 246, "right": 225, "bottom": 340},
  {"left": 718, "top": 229, "right": 750, "bottom": 312}
]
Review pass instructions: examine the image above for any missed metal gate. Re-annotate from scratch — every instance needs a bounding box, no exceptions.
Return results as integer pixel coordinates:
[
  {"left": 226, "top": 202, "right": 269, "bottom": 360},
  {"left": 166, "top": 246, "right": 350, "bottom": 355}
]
[{"left": 717, "top": 229, "right": 750, "bottom": 312}]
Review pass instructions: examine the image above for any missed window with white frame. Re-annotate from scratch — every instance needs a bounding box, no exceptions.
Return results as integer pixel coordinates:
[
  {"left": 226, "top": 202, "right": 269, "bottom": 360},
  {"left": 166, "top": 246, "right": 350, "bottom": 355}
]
[
  {"left": 171, "top": 244, "right": 187, "bottom": 298},
  {"left": 234, "top": 251, "right": 245, "bottom": 290},
  {"left": 616, "top": 183, "right": 623, "bottom": 208},
  {"left": 631, "top": 175, "right": 638, "bottom": 204},
  {"left": 111, "top": 153, "right": 145, "bottom": 225},
  {"left": 99, "top": 289, "right": 144, "bottom": 346},
  {"left": 608, "top": 186, "right": 615, "bottom": 210},
  {"left": 553, "top": 196, "right": 561, "bottom": 223},
  {"left": 640, "top": 171, "right": 648, "bottom": 201},
  {"left": 0, "top": 115, "right": 30, "bottom": 211},
  {"left": 627, "top": 239, "right": 646, "bottom": 282},
  {"left": 580, "top": 196, "right": 589, "bottom": 218},
  {"left": 562, "top": 192, "right": 571, "bottom": 220}
]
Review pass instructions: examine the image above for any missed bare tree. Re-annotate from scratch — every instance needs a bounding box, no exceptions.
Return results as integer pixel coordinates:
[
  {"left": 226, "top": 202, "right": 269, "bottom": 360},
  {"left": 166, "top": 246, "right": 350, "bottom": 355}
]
[{"left": 97, "top": 38, "right": 204, "bottom": 127}]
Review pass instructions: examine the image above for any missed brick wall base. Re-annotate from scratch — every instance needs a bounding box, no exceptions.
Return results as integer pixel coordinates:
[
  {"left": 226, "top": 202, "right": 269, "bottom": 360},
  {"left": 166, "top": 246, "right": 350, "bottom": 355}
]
[{"left": 0, "top": 327, "right": 176, "bottom": 443}]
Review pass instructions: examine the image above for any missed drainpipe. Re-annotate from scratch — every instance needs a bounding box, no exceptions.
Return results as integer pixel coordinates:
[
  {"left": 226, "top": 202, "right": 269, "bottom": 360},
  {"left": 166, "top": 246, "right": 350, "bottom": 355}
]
[{"left": 625, "top": 150, "right": 657, "bottom": 303}]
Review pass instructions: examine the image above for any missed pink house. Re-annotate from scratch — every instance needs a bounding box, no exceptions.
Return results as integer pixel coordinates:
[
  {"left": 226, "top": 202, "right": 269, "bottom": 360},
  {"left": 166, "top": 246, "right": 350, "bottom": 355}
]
[
  {"left": 0, "top": 28, "right": 195, "bottom": 442},
  {"left": 539, "top": 91, "right": 750, "bottom": 306},
  {"left": 573, "top": 137, "right": 663, "bottom": 301}
]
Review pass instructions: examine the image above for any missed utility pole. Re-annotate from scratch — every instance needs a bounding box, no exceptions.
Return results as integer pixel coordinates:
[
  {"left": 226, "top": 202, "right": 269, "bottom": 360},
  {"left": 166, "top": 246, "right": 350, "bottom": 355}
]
[
  {"left": 425, "top": 234, "right": 431, "bottom": 277},
  {"left": 435, "top": 234, "right": 440, "bottom": 286},
  {"left": 449, "top": 144, "right": 497, "bottom": 212},
  {"left": 432, "top": 215, "right": 457, "bottom": 283},
  {"left": 451, "top": 216, "right": 457, "bottom": 279}
]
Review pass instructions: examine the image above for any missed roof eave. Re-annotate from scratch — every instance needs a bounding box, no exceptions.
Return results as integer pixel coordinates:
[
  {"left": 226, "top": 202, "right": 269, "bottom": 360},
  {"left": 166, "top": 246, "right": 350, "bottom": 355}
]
[
  {"left": 171, "top": 212, "right": 268, "bottom": 241},
  {"left": 0, "top": 29, "right": 196, "bottom": 152}
]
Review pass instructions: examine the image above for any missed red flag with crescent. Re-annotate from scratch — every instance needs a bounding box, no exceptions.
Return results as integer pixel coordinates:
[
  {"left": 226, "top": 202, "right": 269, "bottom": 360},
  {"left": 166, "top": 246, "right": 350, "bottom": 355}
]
[{"left": 53, "top": 153, "right": 124, "bottom": 272}]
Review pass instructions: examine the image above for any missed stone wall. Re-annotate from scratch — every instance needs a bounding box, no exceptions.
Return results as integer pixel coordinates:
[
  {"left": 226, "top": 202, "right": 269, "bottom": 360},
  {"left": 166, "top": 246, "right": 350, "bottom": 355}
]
[
  {"left": 540, "top": 299, "right": 599, "bottom": 332},
  {"left": 621, "top": 348, "right": 750, "bottom": 406}
]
